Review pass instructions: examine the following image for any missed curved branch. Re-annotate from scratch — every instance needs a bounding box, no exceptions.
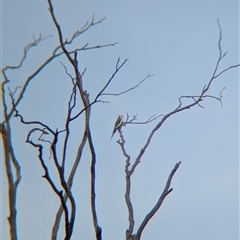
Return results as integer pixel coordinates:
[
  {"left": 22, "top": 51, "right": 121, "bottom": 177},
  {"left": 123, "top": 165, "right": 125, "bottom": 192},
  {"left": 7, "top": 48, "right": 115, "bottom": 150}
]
[
  {"left": 14, "top": 110, "right": 55, "bottom": 135},
  {"left": 102, "top": 72, "right": 154, "bottom": 96},
  {"left": 135, "top": 161, "right": 181, "bottom": 239},
  {"left": 130, "top": 19, "right": 240, "bottom": 175},
  {"left": 3, "top": 34, "right": 53, "bottom": 70},
  {"left": 26, "top": 136, "right": 71, "bottom": 240}
]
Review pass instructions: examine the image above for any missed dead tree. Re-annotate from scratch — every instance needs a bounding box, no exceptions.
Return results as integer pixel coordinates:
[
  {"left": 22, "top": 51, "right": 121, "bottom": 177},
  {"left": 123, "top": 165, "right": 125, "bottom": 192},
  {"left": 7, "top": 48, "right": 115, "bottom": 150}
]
[
  {"left": 117, "top": 21, "right": 238, "bottom": 240},
  {"left": 1, "top": 1, "right": 239, "bottom": 240}
]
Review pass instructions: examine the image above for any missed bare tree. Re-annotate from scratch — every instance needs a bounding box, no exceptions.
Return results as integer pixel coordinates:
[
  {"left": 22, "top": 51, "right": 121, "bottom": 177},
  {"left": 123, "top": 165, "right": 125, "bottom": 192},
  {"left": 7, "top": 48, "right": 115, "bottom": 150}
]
[{"left": 1, "top": 1, "right": 239, "bottom": 240}]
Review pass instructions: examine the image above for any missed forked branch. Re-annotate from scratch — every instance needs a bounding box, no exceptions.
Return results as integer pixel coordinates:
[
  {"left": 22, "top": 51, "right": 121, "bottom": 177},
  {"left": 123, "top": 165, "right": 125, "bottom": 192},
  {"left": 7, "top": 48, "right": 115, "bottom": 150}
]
[
  {"left": 116, "top": 19, "right": 239, "bottom": 240},
  {"left": 102, "top": 72, "right": 154, "bottom": 96},
  {"left": 130, "top": 19, "right": 240, "bottom": 175}
]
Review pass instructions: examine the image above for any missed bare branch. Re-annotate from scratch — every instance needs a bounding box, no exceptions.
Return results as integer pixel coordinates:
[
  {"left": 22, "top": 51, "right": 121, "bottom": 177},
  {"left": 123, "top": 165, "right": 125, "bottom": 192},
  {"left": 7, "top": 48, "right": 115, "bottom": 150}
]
[
  {"left": 14, "top": 109, "right": 55, "bottom": 136},
  {"left": 51, "top": 130, "right": 88, "bottom": 240},
  {"left": 67, "top": 15, "right": 106, "bottom": 43},
  {"left": 135, "top": 161, "right": 181, "bottom": 239},
  {"left": 59, "top": 63, "right": 78, "bottom": 169},
  {"left": 50, "top": 130, "right": 76, "bottom": 240},
  {"left": 47, "top": 3, "right": 103, "bottom": 238},
  {"left": 12, "top": 98, "right": 76, "bottom": 240},
  {"left": 117, "top": 129, "right": 135, "bottom": 237},
  {"left": 124, "top": 114, "right": 163, "bottom": 125},
  {"left": 1, "top": 120, "right": 21, "bottom": 240},
  {"left": 214, "top": 64, "right": 240, "bottom": 78},
  {"left": 7, "top": 89, "right": 56, "bottom": 138},
  {"left": 47, "top": 0, "right": 75, "bottom": 66},
  {"left": 26, "top": 135, "right": 71, "bottom": 239},
  {"left": 177, "top": 90, "right": 225, "bottom": 109},
  {"left": 7, "top": 86, "right": 21, "bottom": 97},
  {"left": 102, "top": 72, "right": 154, "bottom": 96},
  {"left": 60, "top": 61, "right": 76, "bottom": 82},
  {"left": 130, "top": 19, "right": 239, "bottom": 175},
  {"left": 3, "top": 2, "right": 239, "bottom": 239},
  {"left": 2, "top": 11, "right": 116, "bottom": 122},
  {"left": 2, "top": 8, "right": 116, "bottom": 238},
  {"left": 88, "top": 126, "right": 102, "bottom": 240},
  {"left": 115, "top": 19, "right": 240, "bottom": 240},
  {"left": 3, "top": 34, "right": 53, "bottom": 70},
  {"left": 70, "top": 58, "right": 128, "bottom": 122},
  {"left": 95, "top": 58, "right": 129, "bottom": 99},
  {"left": 75, "top": 42, "right": 117, "bottom": 52}
]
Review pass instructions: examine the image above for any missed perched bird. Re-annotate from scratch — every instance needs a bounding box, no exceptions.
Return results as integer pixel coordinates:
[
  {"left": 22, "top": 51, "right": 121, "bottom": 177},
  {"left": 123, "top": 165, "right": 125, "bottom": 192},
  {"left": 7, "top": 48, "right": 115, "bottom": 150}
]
[{"left": 111, "top": 115, "right": 123, "bottom": 139}]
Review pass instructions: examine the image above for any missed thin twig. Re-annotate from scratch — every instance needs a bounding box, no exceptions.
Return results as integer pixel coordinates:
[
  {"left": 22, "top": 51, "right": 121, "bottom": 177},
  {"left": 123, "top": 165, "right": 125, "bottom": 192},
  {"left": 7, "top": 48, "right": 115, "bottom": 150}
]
[
  {"left": 102, "top": 72, "right": 154, "bottom": 96},
  {"left": 70, "top": 58, "right": 128, "bottom": 122},
  {"left": 4, "top": 34, "right": 53, "bottom": 70}
]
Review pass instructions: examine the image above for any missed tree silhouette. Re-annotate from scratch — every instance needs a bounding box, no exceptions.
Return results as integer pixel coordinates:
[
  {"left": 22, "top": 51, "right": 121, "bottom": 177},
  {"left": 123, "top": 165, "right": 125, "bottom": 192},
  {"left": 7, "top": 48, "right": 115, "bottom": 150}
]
[{"left": 1, "top": 1, "right": 239, "bottom": 240}]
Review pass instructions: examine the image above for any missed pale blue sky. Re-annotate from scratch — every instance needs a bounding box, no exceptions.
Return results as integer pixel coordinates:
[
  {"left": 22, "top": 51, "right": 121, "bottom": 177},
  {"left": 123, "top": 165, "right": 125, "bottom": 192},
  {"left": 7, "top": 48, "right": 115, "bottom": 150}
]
[{"left": 1, "top": 1, "right": 239, "bottom": 240}]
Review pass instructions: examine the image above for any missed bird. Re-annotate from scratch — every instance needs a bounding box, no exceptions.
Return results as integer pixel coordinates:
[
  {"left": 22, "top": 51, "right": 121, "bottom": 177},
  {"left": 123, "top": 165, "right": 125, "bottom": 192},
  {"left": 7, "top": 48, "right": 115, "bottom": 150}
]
[{"left": 111, "top": 115, "right": 123, "bottom": 139}]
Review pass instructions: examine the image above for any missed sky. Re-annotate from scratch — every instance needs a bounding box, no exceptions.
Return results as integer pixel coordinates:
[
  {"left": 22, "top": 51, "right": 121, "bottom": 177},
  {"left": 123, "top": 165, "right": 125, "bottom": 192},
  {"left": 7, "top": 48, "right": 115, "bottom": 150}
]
[{"left": 1, "top": 0, "right": 239, "bottom": 240}]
